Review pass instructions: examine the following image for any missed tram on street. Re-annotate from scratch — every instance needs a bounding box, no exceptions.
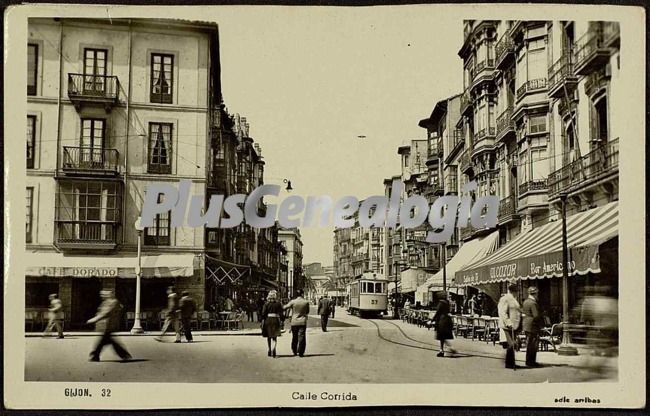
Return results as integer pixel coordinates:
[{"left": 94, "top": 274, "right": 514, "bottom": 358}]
[{"left": 347, "top": 272, "right": 388, "bottom": 318}]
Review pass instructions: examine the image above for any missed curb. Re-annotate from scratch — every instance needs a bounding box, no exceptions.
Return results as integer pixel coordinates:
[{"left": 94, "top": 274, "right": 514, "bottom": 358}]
[{"left": 27, "top": 331, "right": 262, "bottom": 337}]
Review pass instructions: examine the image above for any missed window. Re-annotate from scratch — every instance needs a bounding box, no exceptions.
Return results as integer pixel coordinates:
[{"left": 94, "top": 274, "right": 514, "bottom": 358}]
[
  {"left": 80, "top": 119, "right": 105, "bottom": 166},
  {"left": 529, "top": 115, "right": 547, "bottom": 134},
  {"left": 26, "top": 187, "right": 34, "bottom": 243},
  {"left": 83, "top": 49, "right": 107, "bottom": 94},
  {"left": 27, "top": 43, "right": 38, "bottom": 95},
  {"left": 27, "top": 116, "right": 36, "bottom": 168},
  {"left": 527, "top": 39, "right": 546, "bottom": 81},
  {"left": 531, "top": 147, "right": 549, "bottom": 180},
  {"left": 148, "top": 122, "right": 173, "bottom": 174},
  {"left": 150, "top": 53, "right": 173, "bottom": 104},
  {"left": 55, "top": 181, "right": 121, "bottom": 242},
  {"left": 145, "top": 195, "right": 170, "bottom": 246}
]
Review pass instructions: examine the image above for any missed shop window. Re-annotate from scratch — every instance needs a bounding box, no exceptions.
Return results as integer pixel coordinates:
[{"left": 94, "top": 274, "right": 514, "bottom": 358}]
[
  {"left": 25, "top": 282, "right": 60, "bottom": 308},
  {"left": 27, "top": 43, "right": 38, "bottom": 96},
  {"left": 26, "top": 187, "right": 33, "bottom": 243},
  {"left": 145, "top": 194, "right": 170, "bottom": 246},
  {"left": 148, "top": 122, "right": 173, "bottom": 174},
  {"left": 150, "top": 53, "right": 173, "bottom": 104},
  {"left": 27, "top": 115, "right": 36, "bottom": 168}
]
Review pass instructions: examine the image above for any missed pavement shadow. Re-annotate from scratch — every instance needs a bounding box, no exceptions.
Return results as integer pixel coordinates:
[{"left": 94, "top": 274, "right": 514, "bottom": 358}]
[
  {"left": 302, "top": 353, "right": 335, "bottom": 358},
  {"left": 95, "top": 359, "right": 150, "bottom": 363}
]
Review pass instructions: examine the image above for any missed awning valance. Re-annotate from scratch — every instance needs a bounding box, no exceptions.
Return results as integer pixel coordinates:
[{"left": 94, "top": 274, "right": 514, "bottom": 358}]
[
  {"left": 415, "top": 231, "right": 500, "bottom": 294},
  {"left": 455, "top": 202, "right": 618, "bottom": 286},
  {"left": 25, "top": 252, "right": 196, "bottom": 278},
  {"left": 205, "top": 255, "right": 250, "bottom": 285}
]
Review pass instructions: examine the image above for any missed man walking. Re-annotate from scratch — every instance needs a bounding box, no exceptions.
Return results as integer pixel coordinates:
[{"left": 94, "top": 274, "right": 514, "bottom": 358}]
[
  {"left": 43, "top": 293, "right": 64, "bottom": 339},
  {"left": 498, "top": 284, "right": 522, "bottom": 369},
  {"left": 318, "top": 295, "right": 331, "bottom": 332},
  {"left": 283, "top": 290, "right": 310, "bottom": 357},
  {"left": 179, "top": 291, "right": 197, "bottom": 343},
  {"left": 522, "top": 286, "right": 542, "bottom": 367},
  {"left": 87, "top": 290, "right": 131, "bottom": 362},
  {"left": 156, "top": 286, "right": 180, "bottom": 342},
  {"left": 330, "top": 300, "right": 336, "bottom": 318}
]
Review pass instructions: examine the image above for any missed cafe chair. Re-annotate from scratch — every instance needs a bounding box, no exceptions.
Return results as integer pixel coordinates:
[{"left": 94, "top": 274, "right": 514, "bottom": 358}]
[
  {"left": 25, "top": 311, "right": 37, "bottom": 332},
  {"left": 158, "top": 311, "right": 167, "bottom": 330},
  {"left": 125, "top": 311, "right": 136, "bottom": 329},
  {"left": 190, "top": 312, "right": 199, "bottom": 330},
  {"left": 198, "top": 311, "right": 212, "bottom": 330},
  {"left": 539, "top": 322, "right": 563, "bottom": 352}
]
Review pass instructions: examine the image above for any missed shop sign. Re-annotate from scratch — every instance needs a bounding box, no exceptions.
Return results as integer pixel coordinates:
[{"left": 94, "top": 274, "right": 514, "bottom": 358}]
[{"left": 66, "top": 267, "right": 118, "bottom": 278}]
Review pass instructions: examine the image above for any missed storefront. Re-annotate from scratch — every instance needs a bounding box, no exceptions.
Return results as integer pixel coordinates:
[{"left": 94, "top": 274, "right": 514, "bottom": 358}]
[
  {"left": 25, "top": 252, "right": 199, "bottom": 330},
  {"left": 415, "top": 231, "right": 499, "bottom": 305},
  {"left": 455, "top": 202, "right": 618, "bottom": 321}
]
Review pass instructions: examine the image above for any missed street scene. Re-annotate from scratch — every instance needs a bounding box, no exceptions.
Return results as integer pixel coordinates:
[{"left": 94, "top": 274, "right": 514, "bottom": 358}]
[{"left": 24, "top": 15, "right": 621, "bottom": 386}]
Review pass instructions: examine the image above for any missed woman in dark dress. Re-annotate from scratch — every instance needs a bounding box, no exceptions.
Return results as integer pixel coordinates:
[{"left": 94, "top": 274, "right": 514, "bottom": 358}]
[
  {"left": 261, "top": 290, "right": 283, "bottom": 358},
  {"left": 433, "top": 298, "right": 456, "bottom": 357}
]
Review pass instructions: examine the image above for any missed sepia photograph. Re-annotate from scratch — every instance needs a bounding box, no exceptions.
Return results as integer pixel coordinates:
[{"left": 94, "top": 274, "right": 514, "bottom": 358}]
[{"left": 4, "top": 2, "right": 646, "bottom": 410}]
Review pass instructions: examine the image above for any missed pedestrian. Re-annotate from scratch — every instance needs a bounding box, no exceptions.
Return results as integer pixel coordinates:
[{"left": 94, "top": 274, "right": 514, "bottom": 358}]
[
  {"left": 330, "top": 300, "right": 336, "bottom": 318},
  {"left": 156, "top": 286, "right": 180, "bottom": 343},
  {"left": 86, "top": 290, "right": 131, "bottom": 362},
  {"left": 256, "top": 296, "right": 265, "bottom": 322},
  {"left": 179, "top": 291, "right": 196, "bottom": 343},
  {"left": 261, "top": 290, "right": 284, "bottom": 358},
  {"left": 247, "top": 297, "right": 256, "bottom": 322},
  {"left": 283, "top": 289, "right": 310, "bottom": 357},
  {"left": 522, "top": 286, "right": 542, "bottom": 367},
  {"left": 433, "top": 298, "right": 456, "bottom": 357},
  {"left": 498, "top": 284, "right": 522, "bottom": 369},
  {"left": 43, "top": 293, "right": 64, "bottom": 339},
  {"left": 468, "top": 294, "right": 479, "bottom": 316},
  {"left": 404, "top": 299, "right": 411, "bottom": 309},
  {"left": 318, "top": 295, "right": 331, "bottom": 332}
]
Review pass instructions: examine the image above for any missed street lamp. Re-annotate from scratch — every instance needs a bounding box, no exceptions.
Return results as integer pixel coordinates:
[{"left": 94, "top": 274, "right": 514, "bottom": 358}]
[
  {"left": 557, "top": 192, "right": 577, "bottom": 355},
  {"left": 130, "top": 217, "right": 145, "bottom": 334}
]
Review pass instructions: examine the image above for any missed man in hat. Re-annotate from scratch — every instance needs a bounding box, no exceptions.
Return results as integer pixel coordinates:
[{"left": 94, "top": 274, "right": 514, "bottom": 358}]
[
  {"left": 43, "top": 293, "right": 64, "bottom": 339},
  {"left": 179, "top": 291, "right": 197, "bottom": 343},
  {"left": 317, "top": 295, "right": 331, "bottom": 332},
  {"left": 87, "top": 290, "right": 131, "bottom": 362},
  {"left": 156, "top": 286, "right": 180, "bottom": 342},
  {"left": 498, "top": 284, "right": 522, "bottom": 369},
  {"left": 522, "top": 286, "right": 543, "bottom": 367}
]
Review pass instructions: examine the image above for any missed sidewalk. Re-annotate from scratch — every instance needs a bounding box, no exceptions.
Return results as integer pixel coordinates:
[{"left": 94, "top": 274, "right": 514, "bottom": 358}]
[{"left": 383, "top": 317, "right": 618, "bottom": 371}]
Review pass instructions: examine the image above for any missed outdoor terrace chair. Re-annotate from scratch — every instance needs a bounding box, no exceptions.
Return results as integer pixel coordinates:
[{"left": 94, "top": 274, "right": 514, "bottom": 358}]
[
  {"left": 539, "top": 322, "right": 563, "bottom": 352},
  {"left": 485, "top": 318, "right": 499, "bottom": 345},
  {"left": 141, "top": 311, "right": 154, "bottom": 330},
  {"left": 125, "top": 312, "right": 135, "bottom": 329},
  {"left": 158, "top": 311, "right": 167, "bottom": 329},
  {"left": 190, "top": 312, "right": 199, "bottom": 330},
  {"left": 472, "top": 317, "right": 486, "bottom": 341},
  {"left": 40, "top": 311, "right": 50, "bottom": 330},
  {"left": 25, "top": 311, "right": 37, "bottom": 332},
  {"left": 456, "top": 316, "right": 470, "bottom": 338},
  {"left": 198, "top": 311, "right": 213, "bottom": 330}
]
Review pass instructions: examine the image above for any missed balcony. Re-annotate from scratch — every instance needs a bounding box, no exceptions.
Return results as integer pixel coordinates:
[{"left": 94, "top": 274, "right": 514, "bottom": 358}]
[
  {"left": 573, "top": 25, "right": 610, "bottom": 75},
  {"left": 472, "top": 59, "right": 495, "bottom": 86},
  {"left": 519, "top": 178, "right": 548, "bottom": 196},
  {"left": 460, "top": 89, "right": 473, "bottom": 116},
  {"left": 496, "top": 107, "right": 515, "bottom": 141},
  {"left": 61, "top": 147, "right": 120, "bottom": 176},
  {"left": 55, "top": 221, "right": 120, "bottom": 250},
  {"left": 516, "top": 78, "right": 547, "bottom": 102},
  {"left": 459, "top": 150, "right": 473, "bottom": 175},
  {"left": 547, "top": 138, "right": 619, "bottom": 200},
  {"left": 548, "top": 54, "right": 578, "bottom": 99},
  {"left": 495, "top": 34, "right": 515, "bottom": 69},
  {"left": 67, "top": 74, "right": 120, "bottom": 111},
  {"left": 472, "top": 127, "right": 496, "bottom": 155},
  {"left": 446, "top": 129, "right": 465, "bottom": 163},
  {"left": 498, "top": 195, "right": 519, "bottom": 225}
]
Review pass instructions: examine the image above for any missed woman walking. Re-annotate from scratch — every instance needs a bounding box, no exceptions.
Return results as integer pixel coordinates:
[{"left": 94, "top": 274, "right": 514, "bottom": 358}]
[
  {"left": 433, "top": 298, "right": 456, "bottom": 357},
  {"left": 261, "top": 290, "right": 284, "bottom": 358}
]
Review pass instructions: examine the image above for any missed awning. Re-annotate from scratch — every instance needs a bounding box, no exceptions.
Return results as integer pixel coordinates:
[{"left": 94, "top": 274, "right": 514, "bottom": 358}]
[
  {"left": 455, "top": 201, "right": 618, "bottom": 286},
  {"left": 261, "top": 278, "right": 279, "bottom": 289},
  {"left": 416, "top": 231, "right": 500, "bottom": 294},
  {"left": 24, "top": 252, "right": 196, "bottom": 278}
]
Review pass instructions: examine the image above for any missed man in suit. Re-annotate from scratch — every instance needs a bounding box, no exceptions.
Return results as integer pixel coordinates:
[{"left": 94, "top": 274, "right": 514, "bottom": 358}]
[
  {"left": 522, "top": 286, "right": 542, "bottom": 367},
  {"left": 156, "top": 286, "right": 180, "bottom": 343},
  {"left": 330, "top": 299, "right": 336, "bottom": 318},
  {"left": 179, "top": 291, "right": 197, "bottom": 343},
  {"left": 498, "top": 284, "right": 522, "bottom": 369},
  {"left": 43, "top": 293, "right": 64, "bottom": 339},
  {"left": 283, "top": 290, "right": 310, "bottom": 357},
  {"left": 87, "top": 290, "right": 131, "bottom": 362},
  {"left": 318, "top": 295, "right": 331, "bottom": 332}
]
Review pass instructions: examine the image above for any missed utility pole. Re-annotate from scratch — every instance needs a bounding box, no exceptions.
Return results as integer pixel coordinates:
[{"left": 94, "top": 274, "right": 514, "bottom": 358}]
[{"left": 557, "top": 192, "right": 578, "bottom": 355}]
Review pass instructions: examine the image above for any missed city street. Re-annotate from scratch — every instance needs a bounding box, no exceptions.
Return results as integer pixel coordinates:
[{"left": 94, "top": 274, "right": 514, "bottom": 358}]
[{"left": 25, "top": 312, "right": 616, "bottom": 383}]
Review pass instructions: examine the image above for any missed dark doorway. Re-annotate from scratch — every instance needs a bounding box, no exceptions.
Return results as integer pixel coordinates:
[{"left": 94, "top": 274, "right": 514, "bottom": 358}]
[{"left": 70, "top": 278, "right": 102, "bottom": 329}]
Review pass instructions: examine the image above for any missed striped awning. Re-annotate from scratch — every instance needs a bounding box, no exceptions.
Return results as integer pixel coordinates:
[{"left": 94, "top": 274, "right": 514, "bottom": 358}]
[{"left": 455, "top": 201, "right": 618, "bottom": 286}]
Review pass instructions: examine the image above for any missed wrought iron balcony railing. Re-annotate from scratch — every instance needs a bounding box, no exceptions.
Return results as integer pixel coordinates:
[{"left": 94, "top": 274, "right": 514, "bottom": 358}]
[
  {"left": 495, "top": 34, "right": 515, "bottom": 68},
  {"left": 548, "top": 138, "right": 619, "bottom": 199},
  {"left": 460, "top": 150, "right": 473, "bottom": 174},
  {"left": 496, "top": 107, "right": 514, "bottom": 139},
  {"left": 444, "top": 172, "right": 458, "bottom": 194},
  {"left": 516, "top": 78, "right": 548, "bottom": 101},
  {"left": 548, "top": 53, "right": 578, "bottom": 98},
  {"left": 55, "top": 220, "right": 120, "bottom": 249},
  {"left": 62, "top": 146, "right": 120, "bottom": 175},
  {"left": 460, "top": 89, "right": 473, "bottom": 116},
  {"left": 519, "top": 178, "right": 548, "bottom": 196},
  {"left": 573, "top": 24, "right": 611, "bottom": 75},
  {"left": 67, "top": 74, "right": 120, "bottom": 108},
  {"left": 498, "top": 195, "right": 518, "bottom": 223}
]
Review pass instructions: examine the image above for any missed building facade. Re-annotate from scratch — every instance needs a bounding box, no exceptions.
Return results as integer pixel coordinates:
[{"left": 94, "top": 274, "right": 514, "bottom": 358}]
[
  {"left": 278, "top": 227, "right": 304, "bottom": 298},
  {"left": 26, "top": 18, "right": 219, "bottom": 328}
]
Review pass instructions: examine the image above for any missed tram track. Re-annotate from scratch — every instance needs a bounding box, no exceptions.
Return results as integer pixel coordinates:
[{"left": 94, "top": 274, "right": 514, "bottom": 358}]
[{"left": 366, "top": 318, "right": 439, "bottom": 352}]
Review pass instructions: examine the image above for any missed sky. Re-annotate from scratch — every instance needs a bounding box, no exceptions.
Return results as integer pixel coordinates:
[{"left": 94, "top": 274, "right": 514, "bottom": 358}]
[{"left": 215, "top": 7, "right": 463, "bottom": 265}]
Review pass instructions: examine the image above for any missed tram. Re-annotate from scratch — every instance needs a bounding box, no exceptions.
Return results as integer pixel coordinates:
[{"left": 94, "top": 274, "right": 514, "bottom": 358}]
[{"left": 347, "top": 272, "right": 388, "bottom": 318}]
